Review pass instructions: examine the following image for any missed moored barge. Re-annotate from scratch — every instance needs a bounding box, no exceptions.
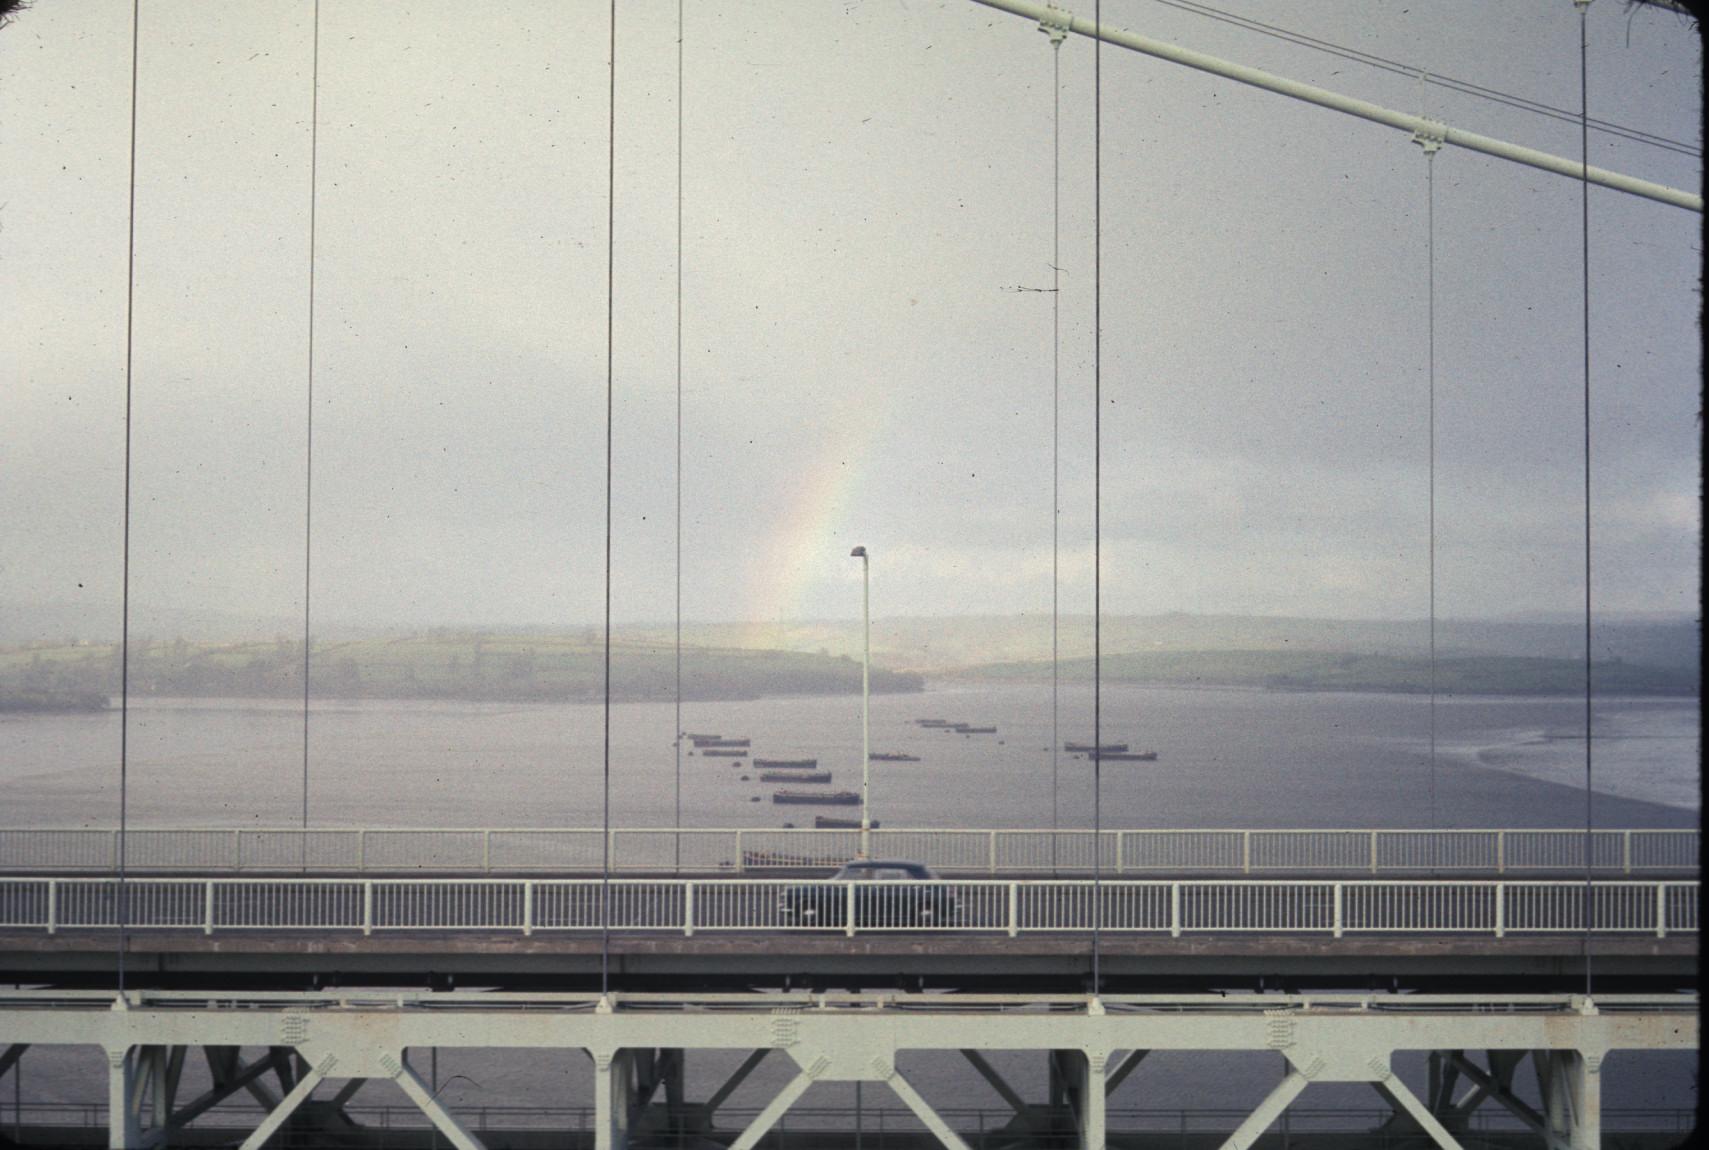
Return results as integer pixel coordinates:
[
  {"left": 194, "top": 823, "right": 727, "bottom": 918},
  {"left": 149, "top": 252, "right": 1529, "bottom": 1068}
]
[{"left": 772, "top": 789, "right": 860, "bottom": 805}]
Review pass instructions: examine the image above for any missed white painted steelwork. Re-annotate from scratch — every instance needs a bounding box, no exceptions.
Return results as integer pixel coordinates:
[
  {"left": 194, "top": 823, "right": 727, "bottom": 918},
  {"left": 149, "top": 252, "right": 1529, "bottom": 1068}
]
[
  {"left": 970, "top": 0, "right": 1703, "bottom": 212},
  {"left": 0, "top": 876, "right": 1695, "bottom": 939},
  {"left": 0, "top": 826, "right": 1695, "bottom": 875},
  {"left": 0, "top": 989, "right": 1693, "bottom": 1149},
  {"left": 10, "top": 1101, "right": 1698, "bottom": 1145}
]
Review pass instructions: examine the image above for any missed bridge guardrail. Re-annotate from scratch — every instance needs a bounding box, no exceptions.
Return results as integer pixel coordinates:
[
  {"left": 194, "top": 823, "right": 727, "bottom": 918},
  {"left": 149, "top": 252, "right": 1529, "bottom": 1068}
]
[
  {"left": 0, "top": 877, "right": 1695, "bottom": 939},
  {"left": 0, "top": 827, "right": 1696, "bottom": 876}
]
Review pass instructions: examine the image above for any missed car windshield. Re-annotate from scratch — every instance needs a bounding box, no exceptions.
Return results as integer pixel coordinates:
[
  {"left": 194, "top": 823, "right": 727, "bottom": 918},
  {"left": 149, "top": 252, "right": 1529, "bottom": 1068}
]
[{"left": 831, "top": 862, "right": 933, "bottom": 881}]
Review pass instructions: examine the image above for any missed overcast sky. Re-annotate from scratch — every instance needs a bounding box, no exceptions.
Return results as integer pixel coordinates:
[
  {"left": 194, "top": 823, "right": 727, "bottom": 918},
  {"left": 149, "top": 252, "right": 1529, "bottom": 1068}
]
[{"left": 1, "top": 1, "right": 1700, "bottom": 637}]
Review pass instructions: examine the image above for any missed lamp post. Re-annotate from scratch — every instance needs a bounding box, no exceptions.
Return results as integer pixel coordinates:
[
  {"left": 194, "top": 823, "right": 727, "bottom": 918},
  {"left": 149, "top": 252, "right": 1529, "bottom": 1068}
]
[{"left": 850, "top": 545, "right": 871, "bottom": 857}]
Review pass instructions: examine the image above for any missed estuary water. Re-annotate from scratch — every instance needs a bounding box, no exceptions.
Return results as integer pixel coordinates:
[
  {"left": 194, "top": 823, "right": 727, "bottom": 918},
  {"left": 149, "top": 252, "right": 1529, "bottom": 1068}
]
[
  {"left": 0, "top": 683, "right": 1698, "bottom": 830},
  {"left": 1, "top": 684, "right": 1697, "bottom": 1126}
]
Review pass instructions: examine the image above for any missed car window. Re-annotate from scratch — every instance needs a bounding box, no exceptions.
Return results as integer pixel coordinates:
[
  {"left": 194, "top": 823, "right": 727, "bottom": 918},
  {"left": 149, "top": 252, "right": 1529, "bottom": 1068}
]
[{"left": 831, "top": 862, "right": 936, "bottom": 880}]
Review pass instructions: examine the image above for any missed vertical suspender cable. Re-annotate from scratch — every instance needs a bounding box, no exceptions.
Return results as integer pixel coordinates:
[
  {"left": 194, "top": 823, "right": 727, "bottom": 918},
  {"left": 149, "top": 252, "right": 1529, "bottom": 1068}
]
[
  {"left": 117, "top": 0, "right": 141, "bottom": 994},
  {"left": 1577, "top": 0, "right": 1593, "bottom": 997},
  {"left": 1091, "top": 0, "right": 1102, "bottom": 995},
  {"left": 1426, "top": 147, "right": 1438, "bottom": 848},
  {"left": 601, "top": 0, "right": 616, "bottom": 997},
  {"left": 1050, "top": 30, "right": 1062, "bottom": 872},
  {"left": 301, "top": 0, "right": 321, "bottom": 865},
  {"left": 674, "top": 0, "right": 684, "bottom": 873}
]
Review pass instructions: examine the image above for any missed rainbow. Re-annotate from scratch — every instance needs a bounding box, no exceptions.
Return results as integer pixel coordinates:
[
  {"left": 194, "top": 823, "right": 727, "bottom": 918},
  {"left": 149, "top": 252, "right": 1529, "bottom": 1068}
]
[{"left": 741, "top": 385, "right": 890, "bottom": 636}]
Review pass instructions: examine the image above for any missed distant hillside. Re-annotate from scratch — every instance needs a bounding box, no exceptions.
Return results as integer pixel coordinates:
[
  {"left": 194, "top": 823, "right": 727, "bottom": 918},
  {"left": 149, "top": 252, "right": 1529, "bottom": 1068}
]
[
  {"left": 623, "top": 613, "right": 1700, "bottom": 676},
  {"left": 3, "top": 614, "right": 1693, "bottom": 700},
  {"left": 11, "top": 606, "right": 1694, "bottom": 677},
  {"left": 960, "top": 649, "right": 1699, "bottom": 697},
  {"left": 0, "top": 634, "right": 922, "bottom": 704}
]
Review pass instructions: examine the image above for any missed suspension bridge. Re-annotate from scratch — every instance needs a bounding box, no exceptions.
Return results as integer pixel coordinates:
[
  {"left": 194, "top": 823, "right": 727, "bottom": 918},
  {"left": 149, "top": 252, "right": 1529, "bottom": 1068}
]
[{"left": 0, "top": 0, "right": 1699, "bottom": 1146}]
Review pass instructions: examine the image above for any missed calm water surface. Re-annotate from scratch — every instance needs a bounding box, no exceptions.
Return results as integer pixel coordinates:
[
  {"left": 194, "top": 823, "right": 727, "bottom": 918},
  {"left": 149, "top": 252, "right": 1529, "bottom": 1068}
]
[
  {"left": 1, "top": 684, "right": 1696, "bottom": 828},
  {"left": 2, "top": 685, "right": 1696, "bottom": 1121}
]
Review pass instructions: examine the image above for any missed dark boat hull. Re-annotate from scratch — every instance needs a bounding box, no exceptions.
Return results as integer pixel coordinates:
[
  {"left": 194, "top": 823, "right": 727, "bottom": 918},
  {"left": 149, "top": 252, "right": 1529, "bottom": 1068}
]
[
  {"left": 773, "top": 790, "right": 860, "bottom": 805},
  {"left": 813, "top": 816, "right": 880, "bottom": 829}
]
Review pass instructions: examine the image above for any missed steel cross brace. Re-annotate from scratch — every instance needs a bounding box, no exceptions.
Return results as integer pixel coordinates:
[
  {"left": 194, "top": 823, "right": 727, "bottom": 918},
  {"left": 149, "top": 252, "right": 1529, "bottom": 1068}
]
[
  {"left": 727, "top": 1049, "right": 976, "bottom": 1150},
  {"left": 235, "top": 1057, "right": 331, "bottom": 1150},
  {"left": 960, "top": 1048, "right": 1030, "bottom": 1117},
  {"left": 700, "top": 1046, "right": 769, "bottom": 1125},
  {"left": 1104, "top": 1047, "right": 1148, "bottom": 1095},
  {"left": 1214, "top": 1055, "right": 1469, "bottom": 1150},
  {"left": 391, "top": 1057, "right": 487, "bottom": 1150},
  {"left": 1218, "top": 1070, "right": 1309, "bottom": 1150},
  {"left": 1369, "top": 1075, "right": 1467, "bottom": 1150},
  {"left": 1448, "top": 1050, "right": 1568, "bottom": 1149},
  {"left": 5, "top": 990, "right": 1684, "bottom": 1148},
  {"left": 193, "top": 1046, "right": 282, "bottom": 1119},
  {"left": 728, "top": 1066, "right": 817, "bottom": 1150}
]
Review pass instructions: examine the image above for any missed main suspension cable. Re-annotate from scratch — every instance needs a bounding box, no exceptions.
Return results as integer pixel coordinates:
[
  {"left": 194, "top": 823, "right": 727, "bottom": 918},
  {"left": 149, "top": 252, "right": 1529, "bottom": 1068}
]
[
  {"left": 967, "top": 0, "right": 1697, "bottom": 213},
  {"left": 1152, "top": 0, "right": 1697, "bottom": 157}
]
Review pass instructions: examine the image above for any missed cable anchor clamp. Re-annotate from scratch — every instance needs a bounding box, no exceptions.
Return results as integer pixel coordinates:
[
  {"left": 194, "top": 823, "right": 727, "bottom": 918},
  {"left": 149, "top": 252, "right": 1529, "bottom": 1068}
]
[
  {"left": 1411, "top": 120, "right": 1447, "bottom": 155},
  {"left": 1038, "top": 6, "right": 1071, "bottom": 44}
]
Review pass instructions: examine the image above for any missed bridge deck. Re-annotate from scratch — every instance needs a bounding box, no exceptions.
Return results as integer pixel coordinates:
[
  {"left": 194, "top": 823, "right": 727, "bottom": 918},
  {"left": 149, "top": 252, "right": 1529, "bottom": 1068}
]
[{"left": 4, "top": 926, "right": 1694, "bottom": 993}]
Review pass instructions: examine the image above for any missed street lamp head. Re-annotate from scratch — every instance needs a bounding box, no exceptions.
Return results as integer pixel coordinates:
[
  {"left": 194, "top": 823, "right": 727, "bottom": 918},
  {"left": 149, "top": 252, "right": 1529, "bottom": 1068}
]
[{"left": 850, "top": 546, "right": 867, "bottom": 558}]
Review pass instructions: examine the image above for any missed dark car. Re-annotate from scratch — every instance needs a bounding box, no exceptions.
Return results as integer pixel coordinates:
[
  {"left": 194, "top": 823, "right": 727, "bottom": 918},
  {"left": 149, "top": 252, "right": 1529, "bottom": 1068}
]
[{"left": 778, "top": 859, "right": 959, "bottom": 929}]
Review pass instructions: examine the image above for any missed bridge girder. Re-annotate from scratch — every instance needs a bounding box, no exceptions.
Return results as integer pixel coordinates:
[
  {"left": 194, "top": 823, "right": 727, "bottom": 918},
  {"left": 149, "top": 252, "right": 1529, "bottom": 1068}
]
[{"left": 0, "top": 989, "right": 1690, "bottom": 1149}]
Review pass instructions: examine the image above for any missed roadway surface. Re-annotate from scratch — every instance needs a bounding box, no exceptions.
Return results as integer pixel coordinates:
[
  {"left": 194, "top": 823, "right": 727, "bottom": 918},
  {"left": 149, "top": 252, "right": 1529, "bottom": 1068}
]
[{"left": 4, "top": 927, "right": 1694, "bottom": 994}]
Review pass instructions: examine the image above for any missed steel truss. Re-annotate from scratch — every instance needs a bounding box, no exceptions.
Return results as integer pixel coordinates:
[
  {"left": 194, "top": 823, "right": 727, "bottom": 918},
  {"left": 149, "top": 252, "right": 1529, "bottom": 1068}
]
[{"left": 0, "top": 990, "right": 1693, "bottom": 1149}]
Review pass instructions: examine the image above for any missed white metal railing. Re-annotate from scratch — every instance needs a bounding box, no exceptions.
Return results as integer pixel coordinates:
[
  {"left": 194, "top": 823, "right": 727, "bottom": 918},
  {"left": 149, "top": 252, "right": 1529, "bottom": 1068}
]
[
  {"left": 0, "top": 827, "right": 1695, "bottom": 876},
  {"left": 0, "top": 877, "right": 1694, "bottom": 939}
]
